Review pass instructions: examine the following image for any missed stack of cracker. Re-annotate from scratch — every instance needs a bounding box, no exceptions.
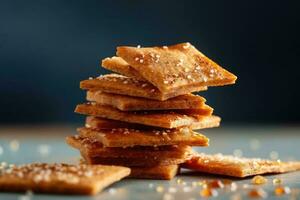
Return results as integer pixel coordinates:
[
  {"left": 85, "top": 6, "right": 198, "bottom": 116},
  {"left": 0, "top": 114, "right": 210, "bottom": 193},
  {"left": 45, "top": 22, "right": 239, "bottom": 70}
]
[{"left": 67, "top": 42, "right": 237, "bottom": 180}]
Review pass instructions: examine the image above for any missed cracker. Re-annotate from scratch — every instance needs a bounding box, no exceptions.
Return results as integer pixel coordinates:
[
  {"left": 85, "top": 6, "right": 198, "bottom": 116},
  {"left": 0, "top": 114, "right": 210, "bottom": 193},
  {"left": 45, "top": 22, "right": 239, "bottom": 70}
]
[
  {"left": 86, "top": 117, "right": 147, "bottom": 129},
  {"left": 66, "top": 136, "right": 192, "bottom": 167},
  {"left": 117, "top": 42, "right": 237, "bottom": 93},
  {"left": 77, "top": 127, "right": 209, "bottom": 147},
  {"left": 181, "top": 153, "right": 300, "bottom": 177},
  {"left": 102, "top": 56, "right": 146, "bottom": 80},
  {"left": 79, "top": 160, "right": 179, "bottom": 180},
  {"left": 80, "top": 74, "right": 207, "bottom": 101},
  {"left": 86, "top": 90, "right": 206, "bottom": 111},
  {"left": 129, "top": 165, "right": 179, "bottom": 180},
  {"left": 75, "top": 103, "right": 212, "bottom": 129},
  {"left": 0, "top": 163, "right": 130, "bottom": 195},
  {"left": 86, "top": 116, "right": 221, "bottom": 130}
]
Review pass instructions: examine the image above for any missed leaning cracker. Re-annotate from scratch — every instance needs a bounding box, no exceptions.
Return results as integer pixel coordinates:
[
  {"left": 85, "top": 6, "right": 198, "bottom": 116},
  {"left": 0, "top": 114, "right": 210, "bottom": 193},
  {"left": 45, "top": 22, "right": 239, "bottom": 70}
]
[
  {"left": 86, "top": 90, "right": 206, "bottom": 111},
  {"left": 129, "top": 165, "right": 179, "bottom": 180},
  {"left": 117, "top": 43, "right": 237, "bottom": 93},
  {"left": 0, "top": 163, "right": 130, "bottom": 195},
  {"left": 67, "top": 136, "right": 192, "bottom": 167},
  {"left": 80, "top": 74, "right": 207, "bottom": 101},
  {"left": 75, "top": 103, "right": 212, "bottom": 129},
  {"left": 77, "top": 127, "right": 209, "bottom": 147},
  {"left": 102, "top": 56, "right": 146, "bottom": 80},
  {"left": 181, "top": 153, "right": 300, "bottom": 177},
  {"left": 86, "top": 116, "right": 220, "bottom": 130}
]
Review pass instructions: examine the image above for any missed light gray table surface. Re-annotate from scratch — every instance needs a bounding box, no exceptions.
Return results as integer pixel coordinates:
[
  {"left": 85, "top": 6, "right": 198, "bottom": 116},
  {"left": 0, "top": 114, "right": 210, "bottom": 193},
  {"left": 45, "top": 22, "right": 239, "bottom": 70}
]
[{"left": 0, "top": 125, "right": 299, "bottom": 200}]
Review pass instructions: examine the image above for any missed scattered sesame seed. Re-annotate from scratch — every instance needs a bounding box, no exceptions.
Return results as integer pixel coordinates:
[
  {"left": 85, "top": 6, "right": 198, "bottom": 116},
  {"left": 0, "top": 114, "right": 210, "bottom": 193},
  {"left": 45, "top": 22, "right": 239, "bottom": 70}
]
[
  {"left": 163, "top": 46, "right": 168, "bottom": 49},
  {"left": 85, "top": 124, "right": 91, "bottom": 128},
  {"left": 274, "top": 186, "right": 291, "bottom": 196},
  {"left": 248, "top": 188, "right": 268, "bottom": 198},
  {"left": 135, "top": 57, "right": 139, "bottom": 61},
  {"left": 88, "top": 77, "right": 93, "bottom": 80},
  {"left": 123, "top": 80, "right": 128, "bottom": 84},
  {"left": 137, "top": 45, "right": 141, "bottom": 48},
  {"left": 252, "top": 175, "right": 268, "bottom": 185},
  {"left": 272, "top": 178, "right": 282, "bottom": 185},
  {"left": 139, "top": 59, "right": 144, "bottom": 63},
  {"left": 187, "top": 75, "right": 192, "bottom": 79},
  {"left": 200, "top": 188, "right": 218, "bottom": 197},
  {"left": 163, "top": 80, "right": 169, "bottom": 84},
  {"left": 156, "top": 185, "right": 164, "bottom": 193}
]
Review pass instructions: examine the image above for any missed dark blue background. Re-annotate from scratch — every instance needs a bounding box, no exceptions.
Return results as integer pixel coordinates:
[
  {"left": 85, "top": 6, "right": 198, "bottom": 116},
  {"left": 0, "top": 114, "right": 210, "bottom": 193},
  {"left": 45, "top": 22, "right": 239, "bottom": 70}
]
[{"left": 1, "top": 0, "right": 299, "bottom": 124}]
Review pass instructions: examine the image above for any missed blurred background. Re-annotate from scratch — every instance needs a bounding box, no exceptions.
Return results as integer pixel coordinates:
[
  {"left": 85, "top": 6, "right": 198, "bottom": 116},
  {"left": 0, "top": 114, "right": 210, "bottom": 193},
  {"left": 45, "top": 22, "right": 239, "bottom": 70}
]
[{"left": 0, "top": 0, "right": 299, "bottom": 125}]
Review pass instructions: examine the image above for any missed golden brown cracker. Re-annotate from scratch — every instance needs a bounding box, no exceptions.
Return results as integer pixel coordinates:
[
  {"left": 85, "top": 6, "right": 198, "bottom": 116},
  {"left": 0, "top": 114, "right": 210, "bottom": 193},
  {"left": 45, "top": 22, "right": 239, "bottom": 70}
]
[
  {"left": 86, "top": 116, "right": 220, "bottom": 130},
  {"left": 129, "top": 165, "right": 179, "bottom": 180},
  {"left": 77, "top": 127, "right": 209, "bottom": 147},
  {"left": 75, "top": 103, "right": 212, "bottom": 129},
  {"left": 181, "top": 153, "right": 300, "bottom": 177},
  {"left": 0, "top": 163, "right": 130, "bottom": 195},
  {"left": 85, "top": 116, "right": 147, "bottom": 129},
  {"left": 86, "top": 90, "right": 206, "bottom": 111},
  {"left": 80, "top": 74, "right": 207, "bottom": 101},
  {"left": 102, "top": 56, "right": 146, "bottom": 80},
  {"left": 117, "top": 42, "right": 237, "bottom": 93},
  {"left": 66, "top": 136, "right": 192, "bottom": 167}
]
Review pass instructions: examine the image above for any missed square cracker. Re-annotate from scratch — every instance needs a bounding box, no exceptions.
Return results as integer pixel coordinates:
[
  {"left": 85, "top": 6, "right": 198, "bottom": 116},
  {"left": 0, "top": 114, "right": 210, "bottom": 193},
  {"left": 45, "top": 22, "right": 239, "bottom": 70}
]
[
  {"left": 181, "top": 153, "right": 300, "bottom": 177},
  {"left": 66, "top": 136, "right": 192, "bottom": 167},
  {"left": 0, "top": 163, "right": 130, "bottom": 195},
  {"left": 80, "top": 74, "right": 207, "bottom": 101},
  {"left": 80, "top": 159, "right": 179, "bottom": 180},
  {"left": 75, "top": 103, "right": 212, "bottom": 129},
  {"left": 85, "top": 116, "right": 221, "bottom": 130},
  {"left": 102, "top": 56, "right": 146, "bottom": 81},
  {"left": 129, "top": 165, "right": 179, "bottom": 180},
  {"left": 77, "top": 127, "right": 209, "bottom": 147},
  {"left": 86, "top": 90, "right": 206, "bottom": 111},
  {"left": 117, "top": 42, "right": 237, "bottom": 93}
]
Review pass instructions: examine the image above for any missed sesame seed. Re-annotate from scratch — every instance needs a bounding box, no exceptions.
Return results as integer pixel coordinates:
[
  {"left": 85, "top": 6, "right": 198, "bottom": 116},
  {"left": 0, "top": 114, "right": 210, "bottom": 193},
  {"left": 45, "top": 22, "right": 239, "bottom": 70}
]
[
  {"left": 163, "top": 46, "right": 168, "bottom": 49},
  {"left": 139, "top": 59, "right": 144, "bottom": 63},
  {"left": 150, "top": 89, "right": 155, "bottom": 93},
  {"left": 183, "top": 43, "right": 190, "bottom": 49},
  {"left": 141, "top": 83, "right": 148, "bottom": 88},
  {"left": 134, "top": 57, "right": 139, "bottom": 61},
  {"left": 156, "top": 186, "right": 164, "bottom": 193},
  {"left": 137, "top": 45, "right": 141, "bottom": 48},
  {"left": 163, "top": 80, "right": 169, "bottom": 84},
  {"left": 123, "top": 80, "right": 128, "bottom": 84},
  {"left": 187, "top": 75, "right": 192, "bottom": 79},
  {"left": 184, "top": 68, "right": 189, "bottom": 72},
  {"left": 88, "top": 77, "right": 93, "bottom": 80}
]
